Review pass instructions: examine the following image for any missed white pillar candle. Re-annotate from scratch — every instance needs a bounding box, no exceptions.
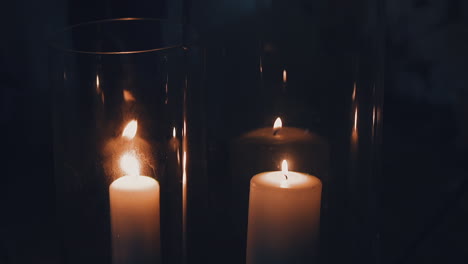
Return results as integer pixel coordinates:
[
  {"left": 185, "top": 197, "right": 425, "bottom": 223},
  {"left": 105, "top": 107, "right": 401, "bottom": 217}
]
[
  {"left": 109, "top": 152, "right": 160, "bottom": 264},
  {"left": 246, "top": 160, "right": 322, "bottom": 264}
]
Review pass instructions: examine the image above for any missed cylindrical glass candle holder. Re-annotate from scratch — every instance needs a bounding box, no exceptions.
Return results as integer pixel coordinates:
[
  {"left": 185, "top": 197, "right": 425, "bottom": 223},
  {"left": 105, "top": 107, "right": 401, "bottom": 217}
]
[
  {"left": 50, "top": 18, "right": 188, "bottom": 264},
  {"left": 188, "top": 0, "right": 384, "bottom": 263},
  {"left": 229, "top": 119, "right": 329, "bottom": 264}
]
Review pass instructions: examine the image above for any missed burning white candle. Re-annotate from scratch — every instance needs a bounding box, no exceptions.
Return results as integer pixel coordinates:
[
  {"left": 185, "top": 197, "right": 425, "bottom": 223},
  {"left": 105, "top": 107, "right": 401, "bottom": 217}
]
[
  {"left": 246, "top": 160, "right": 322, "bottom": 264},
  {"left": 109, "top": 121, "right": 160, "bottom": 264}
]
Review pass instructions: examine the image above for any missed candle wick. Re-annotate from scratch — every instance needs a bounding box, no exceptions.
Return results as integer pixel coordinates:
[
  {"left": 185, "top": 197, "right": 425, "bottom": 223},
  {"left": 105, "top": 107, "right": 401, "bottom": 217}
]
[
  {"left": 273, "top": 129, "right": 280, "bottom": 136},
  {"left": 284, "top": 173, "right": 288, "bottom": 180}
]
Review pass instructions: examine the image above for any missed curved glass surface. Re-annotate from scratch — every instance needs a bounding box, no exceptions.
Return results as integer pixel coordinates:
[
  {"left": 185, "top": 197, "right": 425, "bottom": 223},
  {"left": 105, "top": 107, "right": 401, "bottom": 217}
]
[{"left": 50, "top": 18, "right": 188, "bottom": 264}]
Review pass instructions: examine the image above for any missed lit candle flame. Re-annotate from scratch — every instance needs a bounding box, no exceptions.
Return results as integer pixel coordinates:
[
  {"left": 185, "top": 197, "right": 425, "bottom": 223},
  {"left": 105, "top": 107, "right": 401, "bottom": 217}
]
[
  {"left": 282, "top": 160, "right": 288, "bottom": 174},
  {"left": 280, "top": 160, "right": 289, "bottom": 188},
  {"left": 274, "top": 117, "right": 282, "bottom": 129},
  {"left": 273, "top": 117, "right": 282, "bottom": 135},
  {"left": 283, "top": 69, "right": 287, "bottom": 83},
  {"left": 122, "top": 120, "right": 138, "bottom": 139},
  {"left": 120, "top": 152, "right": 140, "bottom": 177},
  {"left": 173, "top": 127, "right": 176, "bottom": 138}
]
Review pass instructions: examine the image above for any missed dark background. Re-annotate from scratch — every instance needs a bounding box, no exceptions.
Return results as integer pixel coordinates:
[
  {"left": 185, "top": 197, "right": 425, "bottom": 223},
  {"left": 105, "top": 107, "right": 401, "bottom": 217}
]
[{"left": 2, "top": 0, "right": 468, "bottom": 263}]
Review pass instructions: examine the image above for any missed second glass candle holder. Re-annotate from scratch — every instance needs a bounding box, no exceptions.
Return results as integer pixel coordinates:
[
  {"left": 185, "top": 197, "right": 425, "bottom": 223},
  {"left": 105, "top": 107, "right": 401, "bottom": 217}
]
[{"left": 50, "top": 18, "right": 188, "bottom": 264}]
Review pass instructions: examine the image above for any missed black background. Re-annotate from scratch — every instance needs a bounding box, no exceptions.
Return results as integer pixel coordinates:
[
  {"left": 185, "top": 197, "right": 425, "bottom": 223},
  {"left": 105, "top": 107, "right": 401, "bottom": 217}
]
[{"left": 2, "top": 0, "right": 468, "bottom": 263}]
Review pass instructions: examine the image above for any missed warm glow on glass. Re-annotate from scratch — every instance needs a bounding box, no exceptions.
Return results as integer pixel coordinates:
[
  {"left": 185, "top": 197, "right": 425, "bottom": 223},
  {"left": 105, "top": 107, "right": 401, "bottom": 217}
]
[
  {"left": 120, "top": 152, "right": 140, "bottom": 177},
  {"left": 122, "top": 120, "right": 138, "bottom": 139},
  {"left": 352, "top": 82, "right": 356, "bottom": 101},
  {"left": 182, "top": 151, "right": 187, "bottom": 185},
  {"left": 96, "top": 75, "right": 100, "bottom": 90},
  {"left": 354, "top": 108, "right": 358, "bottom": 130},
  {"left": 182, "top": 150, "right": 187, "bottom": 249},
  {"left": 165, "top": 76, "right": 169, "bottom": 94},
  {"left": 123, "top": 90, "right": 136, "bottom": 102},
  {"left": 273, "top": 117, "right": 282, "bottom": 129},
  {"left": 95, "top": 75, "right": 103, "bottom": 102},
  {"left": 259, "top": 57, "right": 263, "bottom": 73},
  {"left": 372, "top": 106, "right": 376, "bottom": 125}
]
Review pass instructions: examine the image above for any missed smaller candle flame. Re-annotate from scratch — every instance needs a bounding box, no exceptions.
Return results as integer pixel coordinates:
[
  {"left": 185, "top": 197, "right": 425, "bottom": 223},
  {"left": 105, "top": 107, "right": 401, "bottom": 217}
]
[
  {"left": 173, "top": 127, "right": 176, "bottom": 138},
  {"left": 122, "top": 120, "right": 138, "bottom": 139},
  {"left": 274, "top": 117, "right": 282, "bottom": 129},
  {"left": 283, "top": 69, "right": 287, "bottom": 83},
  {"left": 120, "top": 152, "right": 140, "bottom": 177},
  {"left": 273, "top": 117, "right": 282, "bottom": 135}
]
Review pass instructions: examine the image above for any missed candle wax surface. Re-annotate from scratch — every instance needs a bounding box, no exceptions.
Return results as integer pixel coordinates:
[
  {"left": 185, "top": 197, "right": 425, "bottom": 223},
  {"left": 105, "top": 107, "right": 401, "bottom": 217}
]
[
  {"left": 251, "top": 171, "right": 321, "bottom": 189},
  {"left": 110, "top": 175, "right": 159, "bottom": 191}
]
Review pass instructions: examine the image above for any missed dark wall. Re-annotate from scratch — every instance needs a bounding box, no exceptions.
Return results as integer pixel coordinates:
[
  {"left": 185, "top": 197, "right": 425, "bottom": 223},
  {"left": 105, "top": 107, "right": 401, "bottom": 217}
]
[
  {"left": 384, "top": 1, "right": 468, "bottom": 263},
  {"left": 1, "top": 1, "right": 65, "bottom": 263}
]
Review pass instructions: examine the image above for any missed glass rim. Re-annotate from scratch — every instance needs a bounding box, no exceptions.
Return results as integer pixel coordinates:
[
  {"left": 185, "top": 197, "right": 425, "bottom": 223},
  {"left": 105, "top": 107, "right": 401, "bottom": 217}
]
[{"left": 48, "top": 17, "right": 185, "bottom": 55}]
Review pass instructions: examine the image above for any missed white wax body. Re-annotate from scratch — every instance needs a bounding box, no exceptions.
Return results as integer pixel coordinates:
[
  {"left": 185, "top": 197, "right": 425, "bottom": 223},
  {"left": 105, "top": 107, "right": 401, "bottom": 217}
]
[
  {"left": 246, "top": 171, "right": 322, "bottom": 264},
  {"left": 109, "top": 175, "right": 161, "bottom": 264}
]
